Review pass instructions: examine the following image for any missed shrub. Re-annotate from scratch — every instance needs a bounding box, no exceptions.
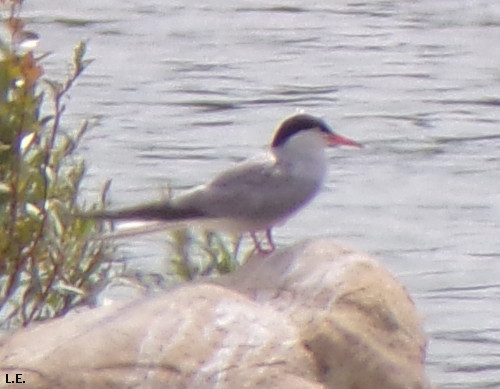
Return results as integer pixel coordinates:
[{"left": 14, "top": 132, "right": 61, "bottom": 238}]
[{"left": 0, "top": 0, "right": 115, "bottom": 328}]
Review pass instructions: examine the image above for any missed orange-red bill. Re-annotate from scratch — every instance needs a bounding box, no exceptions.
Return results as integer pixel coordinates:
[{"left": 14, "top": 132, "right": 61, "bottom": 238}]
[{"left": 325, "top": 133, "right": 362, "bottom": 148}]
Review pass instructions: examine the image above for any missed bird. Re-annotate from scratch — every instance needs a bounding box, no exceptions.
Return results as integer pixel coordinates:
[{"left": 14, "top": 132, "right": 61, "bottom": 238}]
[{"left": 84, "top": 113, "right": 361, "bottom": 253}]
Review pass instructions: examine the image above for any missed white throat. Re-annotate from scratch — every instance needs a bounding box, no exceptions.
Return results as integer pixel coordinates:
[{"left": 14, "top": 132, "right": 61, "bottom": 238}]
[{"left": 273, "top": 130, "right": 327, "bottom": 182}]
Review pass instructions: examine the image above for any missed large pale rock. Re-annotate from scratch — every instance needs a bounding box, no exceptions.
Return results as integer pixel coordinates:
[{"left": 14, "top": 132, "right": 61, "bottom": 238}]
[
  {"left": 215, "top": 239, "right": 430, "bottom": 389},
  {"left": 0, "top": 239, "right": 431, "bottom": 389}
]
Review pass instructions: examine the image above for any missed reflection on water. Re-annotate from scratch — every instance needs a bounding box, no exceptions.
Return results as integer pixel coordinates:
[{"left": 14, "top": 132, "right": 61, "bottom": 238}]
[{"left": 26, "top": 1, "right": 500, "bottom": 387}]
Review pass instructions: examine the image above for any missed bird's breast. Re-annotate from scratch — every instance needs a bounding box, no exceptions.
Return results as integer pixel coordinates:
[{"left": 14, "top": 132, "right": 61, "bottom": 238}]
[{"left": 278, "top": 153, "right": 327, "bottom": 186}]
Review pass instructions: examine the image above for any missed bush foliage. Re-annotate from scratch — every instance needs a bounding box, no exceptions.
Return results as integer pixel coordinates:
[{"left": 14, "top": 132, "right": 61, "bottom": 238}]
[{"left": 0, "top": 0, "right": 114, "bottom": 328}]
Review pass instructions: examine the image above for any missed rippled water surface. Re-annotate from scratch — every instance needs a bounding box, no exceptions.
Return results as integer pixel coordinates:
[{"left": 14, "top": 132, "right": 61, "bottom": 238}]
[{"left": 26, "top": 1, "right": 500, "bottom": 387}]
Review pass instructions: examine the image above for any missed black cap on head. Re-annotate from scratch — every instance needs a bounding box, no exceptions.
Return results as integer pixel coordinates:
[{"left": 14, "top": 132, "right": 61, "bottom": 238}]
[{"left": 271, "top": 114, "right": 333, "bottom": 148}]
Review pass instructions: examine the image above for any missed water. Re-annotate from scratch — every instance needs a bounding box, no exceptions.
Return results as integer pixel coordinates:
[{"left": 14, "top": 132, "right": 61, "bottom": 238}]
[{"left": 25, "top": 1, "right": 500, "bottom": 387}]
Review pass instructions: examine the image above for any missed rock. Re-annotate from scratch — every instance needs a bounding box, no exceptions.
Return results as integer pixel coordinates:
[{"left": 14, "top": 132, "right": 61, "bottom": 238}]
[
  {"left": 0, "top": 239, "right": 431, "bottom": 389},
  {"left": 215, "top": 239, "right": 430, "bottom": 389}
]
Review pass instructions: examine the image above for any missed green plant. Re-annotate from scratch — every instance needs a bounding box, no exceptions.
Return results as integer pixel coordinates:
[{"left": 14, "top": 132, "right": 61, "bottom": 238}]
[
  {"left": 169, "top": 229, "right": 243, "bottom": 281},
  {"left": 0, "top": 0, "right": 116, "bottom": 328}
]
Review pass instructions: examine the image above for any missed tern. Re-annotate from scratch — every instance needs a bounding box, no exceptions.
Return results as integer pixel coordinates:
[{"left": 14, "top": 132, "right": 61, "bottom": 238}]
[{"left": 86, "top": 113, "right": 361, "bottom": 253}]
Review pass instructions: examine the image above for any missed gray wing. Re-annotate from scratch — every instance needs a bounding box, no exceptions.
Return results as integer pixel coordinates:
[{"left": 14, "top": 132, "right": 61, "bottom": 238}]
[{"left": 174, "top": 156, "right": 322, "bottom": 222}]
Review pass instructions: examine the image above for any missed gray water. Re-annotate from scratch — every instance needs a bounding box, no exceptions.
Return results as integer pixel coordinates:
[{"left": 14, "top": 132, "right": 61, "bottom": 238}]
[{"left": 26, "top": 1, "right": 500, "bottom": 387}]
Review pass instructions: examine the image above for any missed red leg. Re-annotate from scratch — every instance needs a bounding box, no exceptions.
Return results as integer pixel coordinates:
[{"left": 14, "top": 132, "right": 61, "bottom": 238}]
[
  {"left": 250, "top": 232, "right": 265, "bottom": 253},
  {"left": 250, "top": 230, "right": 275, "bottom": 255}
]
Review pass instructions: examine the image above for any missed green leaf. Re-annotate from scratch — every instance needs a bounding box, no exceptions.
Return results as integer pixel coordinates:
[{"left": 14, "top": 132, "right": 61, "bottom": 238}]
[
  {"left": 44, "top": 79, "right": 63, "bottom": 96},
  {"left": 0, "top": 181, "right": 11, "bottom": 194},
  {"left": 25, "top": 202, "right": 42, "bottom": 219},
  {"left": 54, "top": 281, "right": 85, "bottom": 296}
]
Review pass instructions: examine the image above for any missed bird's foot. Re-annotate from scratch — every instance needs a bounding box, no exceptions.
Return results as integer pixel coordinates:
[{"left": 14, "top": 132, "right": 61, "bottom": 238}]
[{"left": 250, "top": 229, "right": 276, "bottom": 255}]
